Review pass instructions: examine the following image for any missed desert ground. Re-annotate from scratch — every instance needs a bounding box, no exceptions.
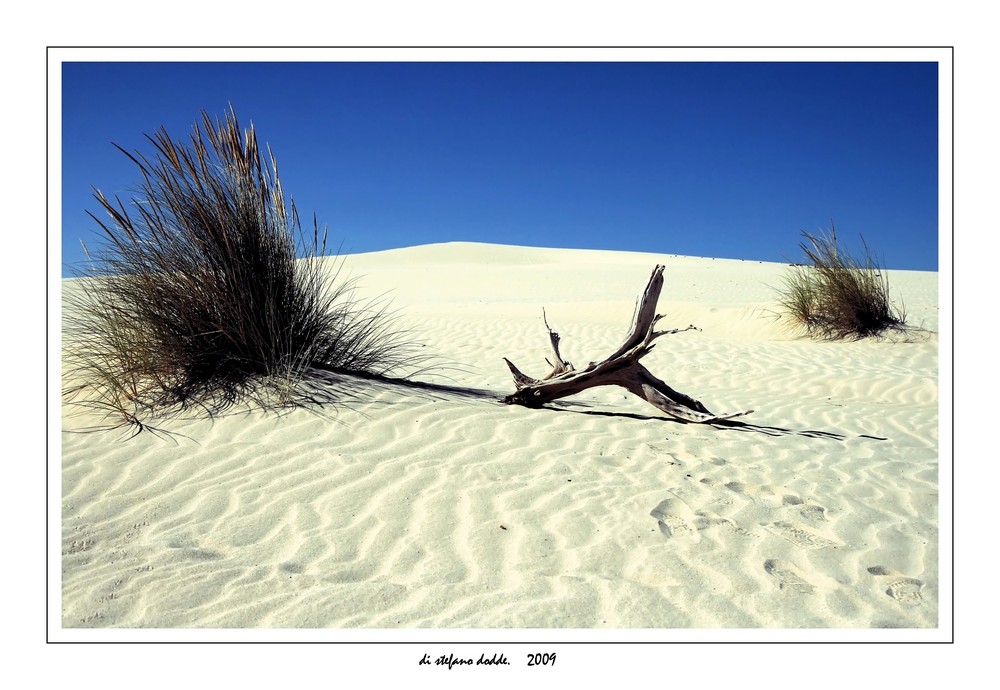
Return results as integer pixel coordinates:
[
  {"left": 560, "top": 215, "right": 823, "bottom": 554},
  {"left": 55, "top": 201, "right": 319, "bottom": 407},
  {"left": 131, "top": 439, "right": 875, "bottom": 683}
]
[{"left": 59, "top": 242, "right": 941, "bottom": 634}]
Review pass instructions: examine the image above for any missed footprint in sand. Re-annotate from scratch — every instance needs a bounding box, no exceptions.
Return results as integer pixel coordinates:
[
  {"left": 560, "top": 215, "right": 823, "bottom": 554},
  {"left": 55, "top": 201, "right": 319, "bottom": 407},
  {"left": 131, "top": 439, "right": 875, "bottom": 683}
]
[
  {"left": 725, "top": 481, "right": 803, "bottom": 509},
  {"left": 764, "top": 521, "right": 838, "bottom": 550},
  {"left": 702, "top": 511, "right": 755, "bottom": 538},
  {"left": 650, "top": 496, "right": 705, "bottom": 543},
  {"left": 167, "top": 538, "right": 224, "bottom": 562},
  {"left": 798, "top": 504, "right": 829, "bottom": 523},
  {"left": 867, "top": 566, "right": 925, "bottom": 606},
  {"left": 764, "top": 559, "right": 815, "bottom": 594},
  {"left": 725, "top": 481, "right": 832, "bottom": 525}
]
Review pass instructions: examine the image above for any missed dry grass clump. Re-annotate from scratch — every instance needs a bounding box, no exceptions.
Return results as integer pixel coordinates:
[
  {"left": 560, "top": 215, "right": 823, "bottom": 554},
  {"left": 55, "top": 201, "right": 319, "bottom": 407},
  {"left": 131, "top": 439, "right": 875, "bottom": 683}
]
[
  {"left": 777, "top": 225, "right": 907, "bottom": 340},
  {"left": 63, "top": 107, "right": 429, "bottom": 436}
]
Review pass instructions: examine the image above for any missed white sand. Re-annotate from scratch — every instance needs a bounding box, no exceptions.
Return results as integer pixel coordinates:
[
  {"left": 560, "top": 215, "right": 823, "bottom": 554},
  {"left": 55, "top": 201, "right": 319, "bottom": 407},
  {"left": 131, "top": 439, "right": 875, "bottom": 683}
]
[{"left": 58, "top": 242, "right": 942, "bottom": 634}]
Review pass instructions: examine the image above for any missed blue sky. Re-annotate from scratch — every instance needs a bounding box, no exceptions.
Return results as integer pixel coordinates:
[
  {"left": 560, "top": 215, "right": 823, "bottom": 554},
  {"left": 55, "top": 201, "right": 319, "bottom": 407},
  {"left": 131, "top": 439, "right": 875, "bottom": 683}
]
[{"left": 61, "top": 60, "right": 939, "bottom": 274}]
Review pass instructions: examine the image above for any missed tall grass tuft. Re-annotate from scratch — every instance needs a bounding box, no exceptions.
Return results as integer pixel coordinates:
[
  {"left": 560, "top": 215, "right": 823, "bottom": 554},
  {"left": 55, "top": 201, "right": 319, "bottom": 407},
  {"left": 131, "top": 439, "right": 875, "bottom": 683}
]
[
  {"left": 776, "top": 224, "right": 907, "bottom": 340},
  {"left": 63, "top": 107, "right": 429, "bottom": 434}
]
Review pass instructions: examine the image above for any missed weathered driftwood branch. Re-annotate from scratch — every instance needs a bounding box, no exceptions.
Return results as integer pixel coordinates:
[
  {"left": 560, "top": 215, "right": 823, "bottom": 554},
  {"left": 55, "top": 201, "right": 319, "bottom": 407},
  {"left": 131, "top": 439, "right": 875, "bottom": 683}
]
[{"left": 502, "top": 265, "right": 753, "bottom": 423}]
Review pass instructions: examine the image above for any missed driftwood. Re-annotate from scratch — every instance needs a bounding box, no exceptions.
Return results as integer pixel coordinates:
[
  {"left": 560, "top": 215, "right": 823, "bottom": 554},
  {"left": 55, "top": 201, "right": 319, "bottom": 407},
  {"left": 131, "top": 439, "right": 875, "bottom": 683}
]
[{"left": 502, "top": 265, "right": 753, "bottom": 423}]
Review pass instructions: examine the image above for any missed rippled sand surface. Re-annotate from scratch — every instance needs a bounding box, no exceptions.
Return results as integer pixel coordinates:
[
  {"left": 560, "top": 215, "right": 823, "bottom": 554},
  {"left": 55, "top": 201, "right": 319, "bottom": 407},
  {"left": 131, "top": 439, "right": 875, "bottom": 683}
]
[{"left": 60, "top": 243, "right": 941, "bottom": 631}]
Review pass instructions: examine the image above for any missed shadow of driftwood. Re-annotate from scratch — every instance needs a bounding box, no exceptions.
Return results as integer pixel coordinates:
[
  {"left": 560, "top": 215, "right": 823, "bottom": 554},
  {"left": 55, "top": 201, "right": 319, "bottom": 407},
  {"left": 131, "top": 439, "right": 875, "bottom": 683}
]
[
  {"left": 538, "top": 399, "right": 883, "bottom": 441},
  {"left": 707, "top": 418, "right": 885, "bottom": 441},
  {"left": 351, "top": 376, "right": 880, "bottom": 442}
]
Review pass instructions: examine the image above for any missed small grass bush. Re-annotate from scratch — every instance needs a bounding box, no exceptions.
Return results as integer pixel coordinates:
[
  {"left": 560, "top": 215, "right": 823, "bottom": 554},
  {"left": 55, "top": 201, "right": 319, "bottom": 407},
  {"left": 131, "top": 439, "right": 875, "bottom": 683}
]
[
  {"left": 777, "top": 225, "right": 907, "bottom": 340},
  {"left": 63, "top": 107, "right": 427, "bottom": 435}
]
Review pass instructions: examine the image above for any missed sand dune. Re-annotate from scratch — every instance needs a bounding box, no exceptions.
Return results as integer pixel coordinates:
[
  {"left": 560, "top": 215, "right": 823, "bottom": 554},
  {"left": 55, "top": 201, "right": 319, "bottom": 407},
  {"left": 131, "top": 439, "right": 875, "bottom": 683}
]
[{"left": 59, "top": 242, "right": 941, "bottom": 633}]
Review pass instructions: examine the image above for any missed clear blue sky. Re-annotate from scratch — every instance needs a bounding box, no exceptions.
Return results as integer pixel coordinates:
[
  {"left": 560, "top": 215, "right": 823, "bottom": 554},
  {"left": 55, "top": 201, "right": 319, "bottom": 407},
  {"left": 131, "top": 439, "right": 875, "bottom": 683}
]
[{"left": 61, "top": 61, "right": 939, "bottom": 274}]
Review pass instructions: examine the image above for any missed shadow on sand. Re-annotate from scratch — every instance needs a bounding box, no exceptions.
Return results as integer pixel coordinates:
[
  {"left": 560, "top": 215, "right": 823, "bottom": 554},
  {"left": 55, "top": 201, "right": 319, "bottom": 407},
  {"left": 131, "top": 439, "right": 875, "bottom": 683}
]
[
  {"left": 543, "top": 400, "right": 884, "bottom": 441},
  {"left": 346, "top": 373, "right": 883, "bottom": 442}
]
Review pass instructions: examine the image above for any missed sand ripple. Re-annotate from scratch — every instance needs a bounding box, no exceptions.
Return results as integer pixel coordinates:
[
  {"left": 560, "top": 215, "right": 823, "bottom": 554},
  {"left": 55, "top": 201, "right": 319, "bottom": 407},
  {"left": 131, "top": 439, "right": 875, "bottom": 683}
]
[{"left": 61, "top": 245, "right": 939, "bottom": 629}]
